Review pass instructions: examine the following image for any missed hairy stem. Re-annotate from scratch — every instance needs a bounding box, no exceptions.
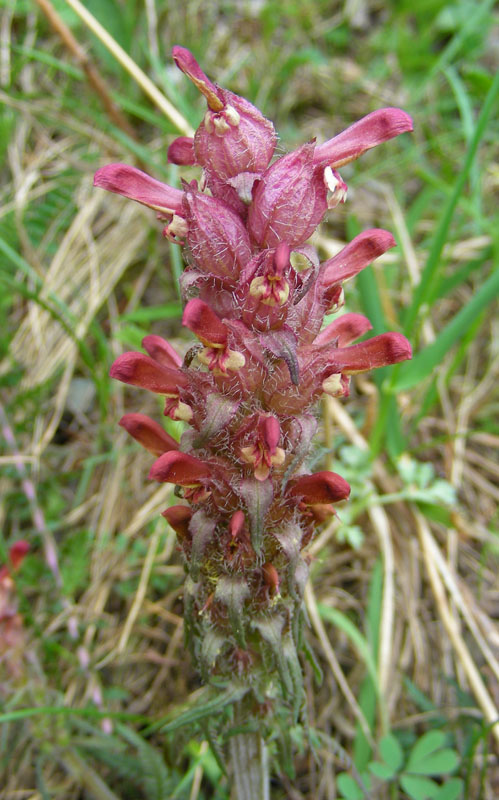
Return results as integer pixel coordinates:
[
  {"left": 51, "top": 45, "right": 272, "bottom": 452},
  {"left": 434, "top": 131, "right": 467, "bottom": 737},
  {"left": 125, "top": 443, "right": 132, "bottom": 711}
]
[{"left": 229, "top": 715, "right": 269, "bottom": 800}]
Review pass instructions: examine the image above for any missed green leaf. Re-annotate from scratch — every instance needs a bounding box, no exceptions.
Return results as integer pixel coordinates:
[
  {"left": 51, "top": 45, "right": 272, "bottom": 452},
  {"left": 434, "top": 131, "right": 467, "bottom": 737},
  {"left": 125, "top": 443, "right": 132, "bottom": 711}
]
[
  {"left": 317, "top": 604, "right": 380, "bottom": 698},
  {"left": 336, "top": 773, "right": 365, "bottom": 800},
  {"left": 379, "top": 734, "right": 404, "bottom": 772},
  {"left": 403, "top": 66, "right": 499, "bottom": 333},
  {"left": 400, "top": 774, "right": 440, "bottom": 800},
  {"left": 407, "top": 731, "right": 447, "bottom": 766},
  {"left": 433, "top": 778, "right": 464, "bottom": 800},
  {"left": 143, "top": 684, "right": 248, "bottom": 735},
  {"left": 368, "top": 760, "right": 396, "bottom": 780},
  {"left": 407, "top": 748, "right": 459, "bottom": 776}
]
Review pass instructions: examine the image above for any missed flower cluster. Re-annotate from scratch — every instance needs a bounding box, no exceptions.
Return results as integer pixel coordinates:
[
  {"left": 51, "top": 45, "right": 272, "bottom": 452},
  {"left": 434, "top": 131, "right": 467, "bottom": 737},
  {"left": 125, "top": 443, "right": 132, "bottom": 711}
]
[{"left": 95, "top": 47, "right": 412, "bottom": 707}]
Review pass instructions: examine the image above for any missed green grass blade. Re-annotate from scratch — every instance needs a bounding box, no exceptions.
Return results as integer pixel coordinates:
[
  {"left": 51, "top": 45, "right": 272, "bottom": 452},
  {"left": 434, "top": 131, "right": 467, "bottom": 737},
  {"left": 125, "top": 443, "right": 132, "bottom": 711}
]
[
  {"left": 403, "top": 67, "right": 499, "bottom": 334},
  {"left": 390, "top": 265, "right": 499, "bottom": 393}
]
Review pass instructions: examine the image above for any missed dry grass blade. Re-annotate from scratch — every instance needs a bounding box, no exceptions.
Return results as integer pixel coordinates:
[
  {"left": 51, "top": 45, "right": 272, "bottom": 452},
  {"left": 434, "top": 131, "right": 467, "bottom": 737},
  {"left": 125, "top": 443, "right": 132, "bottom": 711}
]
[
  {"left": 415, "top": 511, "right": 499, "bottom": 748},
  {"left": 62, "top": 0, "right": 194, "bottom": 135},
  {"left": 304, "top": 582, "right": 374, "bottom": 746},
  {"left": 34, "top": 0, "right": 136, "bottom": 138},
  {"left": 10, "top": 193, "right": 149, "bottom": 388}
]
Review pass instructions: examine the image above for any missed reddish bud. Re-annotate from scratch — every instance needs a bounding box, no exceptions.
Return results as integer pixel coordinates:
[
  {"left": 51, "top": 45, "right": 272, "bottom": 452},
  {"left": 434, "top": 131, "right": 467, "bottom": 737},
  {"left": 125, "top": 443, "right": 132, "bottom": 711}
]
[
  {"left": 287, "top": 471, "right": 351, "bottom": 505},
  {"left": 94, "top": 164, "right": 184, "bottom": 215},
  {"left": 9, "top": 541, "right": 30, "bottom": 571},
  {"left": 119, "top": 413, "right": 179, "bottom": 456},
  {"left": 229, "top": 510, "right": 246, "bottom": 539},
  {"left": 262, "top": 563, "right": 280, "bottom": 595},
  {"left": 167, "top": 136, "right": 196, "bottom": 165},
  {"left": 313, "top": 108, "right": 414, "bottom": 168},
  {"left": 161, "top": 505, "right": 193, "bottom": 539},
  {"left": 248, "top": 143, "right": 328, "bottom": 248}
]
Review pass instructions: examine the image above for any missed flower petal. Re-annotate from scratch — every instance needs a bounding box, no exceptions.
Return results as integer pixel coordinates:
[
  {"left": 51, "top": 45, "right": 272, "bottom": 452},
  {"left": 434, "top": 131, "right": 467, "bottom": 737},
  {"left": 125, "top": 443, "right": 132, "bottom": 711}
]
[
  {"left": 182, "top": 298, "right": 228, "bottom": 347},
  {"left": 142, "top": 335, "right": 182, "bottom": 369},
  {"left": 149, "top": 451, "right": 212, "bottom": 485},
  {"left": 109, "top": 352, "right": 187, "bottom": 394},
  {"left": 119, "top": 413, "right": 179, "bottom": 456},
  {"left": 330, "top": 332, "right": 412, "bottom": 374},
  {"left": 287, "top": 471, "right": 351, "bottom": 504},
  {"left": 172, "top": 45, "right": 223, "bottom": 110},
  {"left": 313, "top": 108, "right": 413, "bottom": 168},
  {"left": 314, "top": 313, "right": 373, "bottom": 347},
  {"left": 94, "top": 164, "right": 184, "bottom": 214},
  {"left": 321, "top": 229, "right": 396, "bottom": 286}
]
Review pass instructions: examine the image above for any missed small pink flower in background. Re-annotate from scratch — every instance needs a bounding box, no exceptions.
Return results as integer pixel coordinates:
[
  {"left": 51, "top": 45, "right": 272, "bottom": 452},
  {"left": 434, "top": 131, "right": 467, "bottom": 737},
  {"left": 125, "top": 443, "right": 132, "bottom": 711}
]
[
  {"left": 0, "top": 541, "right": 29, "bottom": 682},
  {"left": 96, "top": 46, "right": 412, "bottom": 722}
]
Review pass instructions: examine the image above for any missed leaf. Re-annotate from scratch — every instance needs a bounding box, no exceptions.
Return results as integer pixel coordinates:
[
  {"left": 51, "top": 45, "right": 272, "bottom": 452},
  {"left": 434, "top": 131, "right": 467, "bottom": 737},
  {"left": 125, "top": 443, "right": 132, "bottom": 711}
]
[
  {"left": 239, "top": 477, "right": 273, "bottom": 557},
  {"left": 144, "top": 684, "right": 248, "bottom": 735},
  {"left": 117, "top": 725, "right": 171, "bottom": 800},
  {"left": 317, "top": 604, "right": 380, "bottom": 697},
  {"left": 407, "top": 731, "right": 447, "bottom": 766},
  {"left": 433, "top": 778, "right": 464, "bottom": 800},
  {"left": 336, "top": 773, "right": 365, "bottom": 800},
  {"left": 379, "top": 734, "right": 404, "bottom": 772},
  {"left": 368, "top": 760, "right": 396, "bottom": 780},
  {"left": 400, "top": 774, "right": 440, "bottom": 800},
  {"left": 407, "top": 748, "right": 459, "bottom": 776}
]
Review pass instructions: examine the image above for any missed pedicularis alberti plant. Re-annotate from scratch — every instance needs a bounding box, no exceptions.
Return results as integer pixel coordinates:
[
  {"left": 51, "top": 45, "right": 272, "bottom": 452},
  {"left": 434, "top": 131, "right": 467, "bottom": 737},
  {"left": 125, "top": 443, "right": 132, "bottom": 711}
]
[{"left": 95, "top": 46, "right": 413, "bottom": 795}]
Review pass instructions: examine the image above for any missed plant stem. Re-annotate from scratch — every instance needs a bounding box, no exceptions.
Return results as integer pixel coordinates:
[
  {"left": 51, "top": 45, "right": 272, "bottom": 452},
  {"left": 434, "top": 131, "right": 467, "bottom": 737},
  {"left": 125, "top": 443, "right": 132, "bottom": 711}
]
[{"left": 229, "top": 723, "right": 269, "bottom": 800}]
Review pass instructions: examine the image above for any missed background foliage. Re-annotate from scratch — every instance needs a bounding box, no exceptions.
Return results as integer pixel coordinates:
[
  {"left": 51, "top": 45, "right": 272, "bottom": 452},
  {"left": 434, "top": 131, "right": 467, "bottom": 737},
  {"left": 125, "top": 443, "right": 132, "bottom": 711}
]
[{"left": 1, "top": 0, "right": 498, "bottom": 797}]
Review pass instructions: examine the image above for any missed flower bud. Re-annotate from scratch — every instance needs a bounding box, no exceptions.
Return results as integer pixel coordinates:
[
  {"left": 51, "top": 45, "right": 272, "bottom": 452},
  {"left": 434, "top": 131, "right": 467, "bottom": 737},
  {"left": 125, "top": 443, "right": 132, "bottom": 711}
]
[
  {"left": 240, "top": 414, "right": 285, "bottom": 481},
  {"left": 172, "top": 46, "right": 276, "bottom": 180},
  {"left": 161, "top": 505, "right": 193, "bottom": 540},
  {"left": 247, "top": 143, "right": 328, "bottom": 248},
  {"left": 241, "top": 243, "right": 296, "bottom": 330},
  {"left": 167, "top": 136, "right": 196, "bottom": 166}
]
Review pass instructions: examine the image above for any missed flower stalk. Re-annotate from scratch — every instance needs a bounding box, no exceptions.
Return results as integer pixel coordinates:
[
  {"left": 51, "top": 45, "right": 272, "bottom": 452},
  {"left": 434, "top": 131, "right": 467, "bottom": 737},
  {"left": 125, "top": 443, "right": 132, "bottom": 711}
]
[{"left": 96, "top": 46, "right": 413, "bottom": 793}]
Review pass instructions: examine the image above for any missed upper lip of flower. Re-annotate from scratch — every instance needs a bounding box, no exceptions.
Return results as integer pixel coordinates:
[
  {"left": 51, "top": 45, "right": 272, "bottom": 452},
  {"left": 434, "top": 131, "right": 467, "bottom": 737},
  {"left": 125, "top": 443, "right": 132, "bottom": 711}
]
[
  {"left": 313, "top": 108, "right": 414, "bottom": 168},
  {"left": 93, "top": 164, "right": 184, "bottom": 215}
]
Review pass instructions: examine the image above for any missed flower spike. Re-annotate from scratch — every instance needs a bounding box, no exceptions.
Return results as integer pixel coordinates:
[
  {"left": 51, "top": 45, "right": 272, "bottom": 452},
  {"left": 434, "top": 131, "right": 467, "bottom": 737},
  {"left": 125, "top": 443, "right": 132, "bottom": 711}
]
[{"left": 101, "top": 45, "right": 414, "bottom": 745}]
